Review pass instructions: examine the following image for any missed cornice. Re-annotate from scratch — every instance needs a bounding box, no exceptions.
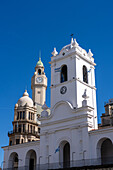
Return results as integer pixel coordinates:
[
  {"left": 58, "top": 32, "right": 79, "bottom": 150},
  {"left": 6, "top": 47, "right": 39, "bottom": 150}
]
[
  {"left": 50, "top": 78, "right": 96, "bottom": 90},
  {"left": 49, "top": 49, "right": 96, "bottom": 66},
  {"left": 89, "top": 126, "right": 113, "bottom": 135},
  {"left": 12, "top": 120, "right": 39, "bottom": 126},
  {"left": 40, "top": 122, "right": 93, "bottom": 136},
  {"left": 50, "top": 78, "right": 75, "bottom": 88},
  {"left": 76, "top": 78, "right": 96, "bottom": 90},
  {"left": 2, "top": 140, "right": 40, "bottom": 150},
  {"left": 39, "top": 112, "right": 93, "bottom": 128}
]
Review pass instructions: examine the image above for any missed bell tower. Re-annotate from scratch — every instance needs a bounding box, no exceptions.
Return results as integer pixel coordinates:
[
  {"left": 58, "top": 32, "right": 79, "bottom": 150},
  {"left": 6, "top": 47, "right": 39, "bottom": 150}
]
[
  {"left": 31, "top": 57, "right": 47, "bottom": 105},
  {"left": 50, "top": 38, "right": 97, "bottom": 129}
]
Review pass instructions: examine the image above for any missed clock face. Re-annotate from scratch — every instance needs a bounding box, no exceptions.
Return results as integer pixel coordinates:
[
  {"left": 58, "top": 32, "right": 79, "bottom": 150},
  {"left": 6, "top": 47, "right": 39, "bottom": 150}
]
[
  {"left": 60, "top": 86, "right": 67, "bottom": 94},
  {"left": 36, "top": 77, "right": 43, "bottom": 83}
]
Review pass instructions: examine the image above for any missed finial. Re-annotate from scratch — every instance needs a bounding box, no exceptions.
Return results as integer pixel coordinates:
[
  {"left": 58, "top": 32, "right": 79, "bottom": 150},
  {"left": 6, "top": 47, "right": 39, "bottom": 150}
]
[
  {"left": 36, "top": 55, "right": 44, "bottom": 67},
  {"left": 82, "top": 89, "right": 89, "bottom": 99},
  {"left": 52, "top": 48, "right": 58, "bottom": 56},
  {"left": 23, "top": 89, "right": 29, "bottom": 97},
  {"left": 42, "top": 101, "right": 48, "bottom": 110},
  {"left": 71, "top": 38, "right": 74, "bottom": 44},
  {"left": 72, "top": 38, "right": 79, "bottom": 47},
  {"left": 88, "top": 49, "right": 93, "bottom": 57},
  {"left": 82, "top": 89, "right": 89, "bottom": 107},
  {"left": 41, "top": 101, "right": 49, "bottom": 118}
]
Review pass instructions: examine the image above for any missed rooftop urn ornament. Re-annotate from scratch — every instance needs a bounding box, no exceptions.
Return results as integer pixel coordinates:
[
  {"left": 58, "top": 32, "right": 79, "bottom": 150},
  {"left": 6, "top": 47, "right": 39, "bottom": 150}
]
[
  {"left": 72, "top": 38, "right": 79, "bottom": 47},
  {"left": 82, "top": 89, "right": 89, "bottom": 106},
  {"left": 41, "top": 102, "right": 49, "bottom": 118},
  {"left": 88, "top": 49, "right": 93, "bottom": 58},
  {"left": 52, "top": 48, "right": 58, "bottom": 56},
  {"left": 15, "top": 103, "right": 18, "bottom": 108}
]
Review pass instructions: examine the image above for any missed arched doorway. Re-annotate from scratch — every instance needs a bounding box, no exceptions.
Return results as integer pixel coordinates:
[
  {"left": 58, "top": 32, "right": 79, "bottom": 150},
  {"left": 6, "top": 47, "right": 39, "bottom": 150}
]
[
  {"left": 25, "top": 150, "right": 37, "bottom": 170},
  {"left": 101, "top": 138, "right": 113, "bottom": 165},
  {"left": 63, "top": 142, "right": 70, "bottom": 168},
  {"left": 8, "top": 152, "right": 18, "bottom": 169},
  {"left": 59, "top": 141, "right": 70, "bottom": 168}
]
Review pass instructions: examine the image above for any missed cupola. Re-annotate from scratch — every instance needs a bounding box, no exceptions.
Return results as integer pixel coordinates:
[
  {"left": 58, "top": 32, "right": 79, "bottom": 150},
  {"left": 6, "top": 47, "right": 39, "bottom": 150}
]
[
  {"left": 36, "top": 57, "right": 44, "bottom": 67},
  {"left": 17, "top": 90, "right": 33, "bottom": 107}
]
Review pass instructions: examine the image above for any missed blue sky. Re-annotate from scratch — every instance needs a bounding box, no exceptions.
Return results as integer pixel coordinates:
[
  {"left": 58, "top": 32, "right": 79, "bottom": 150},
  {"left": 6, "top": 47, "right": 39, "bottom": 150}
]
[{"left": 0, "top": 0, "right": 113, "bottom": 165}]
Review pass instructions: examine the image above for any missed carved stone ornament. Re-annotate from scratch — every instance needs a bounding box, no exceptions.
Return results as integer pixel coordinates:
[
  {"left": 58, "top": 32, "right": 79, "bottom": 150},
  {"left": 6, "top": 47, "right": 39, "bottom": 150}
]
[
  {"left": 82, "top": 89, "right": 89, "bottom": 100},
  {"left": 88, "top": 49, "right": 93, "bottom": 58},
  {"left": 51, "top": 48, "right": 58, "bottom": 56}
]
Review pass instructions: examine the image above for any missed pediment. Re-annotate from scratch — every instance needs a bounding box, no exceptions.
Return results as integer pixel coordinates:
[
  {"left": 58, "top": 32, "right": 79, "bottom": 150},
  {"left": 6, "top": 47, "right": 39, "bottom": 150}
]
[{"left": 49, "top": 101, "right": 74, "bottom": 121}]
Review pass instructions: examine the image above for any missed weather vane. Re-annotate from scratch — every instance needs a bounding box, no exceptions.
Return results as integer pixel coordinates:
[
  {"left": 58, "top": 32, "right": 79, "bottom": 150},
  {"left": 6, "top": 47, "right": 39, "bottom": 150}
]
[{"left": 70, "top": 33, "right": 74, "bottom": 37}]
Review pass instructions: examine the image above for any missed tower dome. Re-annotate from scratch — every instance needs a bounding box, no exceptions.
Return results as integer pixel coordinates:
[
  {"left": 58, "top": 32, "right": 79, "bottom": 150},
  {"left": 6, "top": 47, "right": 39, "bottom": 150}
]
[
  {"left": 36, "top": 57, "right": 44, "bottom": 67},
  {"left": 17, "top": 90, "right": 33, "bottom": 107}
]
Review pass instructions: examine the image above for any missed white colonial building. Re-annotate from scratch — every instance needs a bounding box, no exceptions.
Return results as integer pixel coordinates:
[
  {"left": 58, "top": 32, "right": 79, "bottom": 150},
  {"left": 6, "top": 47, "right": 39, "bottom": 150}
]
[{"left": 2, "top": 38, "right": 113, "bottom": 170}]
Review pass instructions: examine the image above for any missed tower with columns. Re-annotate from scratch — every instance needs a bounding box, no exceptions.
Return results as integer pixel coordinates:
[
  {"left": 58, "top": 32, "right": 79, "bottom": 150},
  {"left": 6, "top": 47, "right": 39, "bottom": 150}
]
[{"left": 8, "top": 90, "right": 39, "bottom": 146}]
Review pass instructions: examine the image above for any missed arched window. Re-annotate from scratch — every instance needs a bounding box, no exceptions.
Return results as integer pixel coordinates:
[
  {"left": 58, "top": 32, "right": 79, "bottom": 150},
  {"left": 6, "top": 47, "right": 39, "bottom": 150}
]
[
  {"left": 83, "top": 65, "right": 88, "bottom": 83},
  {"left": 38, "top": 69, "right": 41, "bottom": 75},
  {"left": 61, "top": 65, "right": 67, "bottom": 83}
]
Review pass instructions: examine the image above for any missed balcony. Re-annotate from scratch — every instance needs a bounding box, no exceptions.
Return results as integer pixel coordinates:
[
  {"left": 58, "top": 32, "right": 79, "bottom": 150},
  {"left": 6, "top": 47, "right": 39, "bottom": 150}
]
[{"left": 8, "top": 129, "right": 39, "bottom": 138}]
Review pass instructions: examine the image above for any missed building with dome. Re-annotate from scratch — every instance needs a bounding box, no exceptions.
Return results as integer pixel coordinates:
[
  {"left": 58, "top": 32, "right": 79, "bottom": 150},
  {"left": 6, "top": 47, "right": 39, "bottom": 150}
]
[{"left": 2, "top": 38, "right": 113, "bottom": 170}]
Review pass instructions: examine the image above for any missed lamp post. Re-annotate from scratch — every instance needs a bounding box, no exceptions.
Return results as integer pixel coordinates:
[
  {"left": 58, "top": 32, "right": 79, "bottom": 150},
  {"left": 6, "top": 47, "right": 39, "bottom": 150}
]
[
  {"left": 39, "top": 156, "right": 42, "bottom": 165},
  {"left": 72, "top": 152, "right": 75, "bottom": 161},
  {"left": 48, "top": 155, "right": 51, "bottom": 169},
  {"left": 83, "top": 150, "right": 86, "bottom": 166},
  {"left": 72, "top": 152, "right": 75, "bottom": 168},
  {"left": 48, "top": 155, "right": 51, "bottom": 164},
  {"left": 39, "top": 156, "right": 42, "bottom": 170}
]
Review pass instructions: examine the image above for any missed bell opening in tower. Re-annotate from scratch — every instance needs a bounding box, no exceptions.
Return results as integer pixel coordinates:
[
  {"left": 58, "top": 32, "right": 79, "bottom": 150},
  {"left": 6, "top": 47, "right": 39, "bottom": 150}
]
[
  {"left": 38, "top": 69, "right": 41, "bottom": 75},
  {"left": 61, "top": 65, "right": 67, "bottom": 83}
]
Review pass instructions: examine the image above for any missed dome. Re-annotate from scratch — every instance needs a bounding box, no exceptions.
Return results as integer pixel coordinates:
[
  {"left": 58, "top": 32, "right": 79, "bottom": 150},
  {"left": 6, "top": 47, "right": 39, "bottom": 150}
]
[
  {"left": 17, "top": 90, "right": 34, "bottom": 107},
  {"left": 36, "top": 57, "right": 44, "bottom": 67}
]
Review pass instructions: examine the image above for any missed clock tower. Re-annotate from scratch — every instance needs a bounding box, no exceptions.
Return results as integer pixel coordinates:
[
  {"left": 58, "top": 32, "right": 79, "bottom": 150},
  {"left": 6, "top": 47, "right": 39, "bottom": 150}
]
[{"left": 31, "top": 57, "right": 47, "bottom": 105}]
